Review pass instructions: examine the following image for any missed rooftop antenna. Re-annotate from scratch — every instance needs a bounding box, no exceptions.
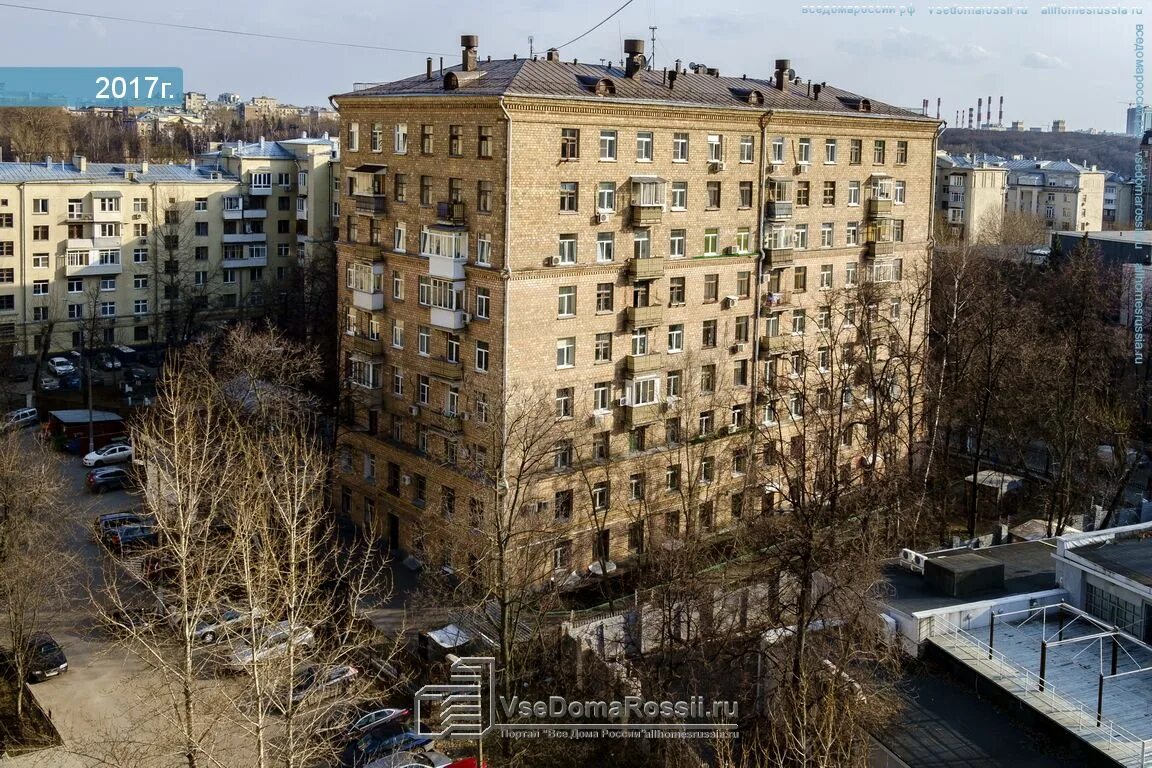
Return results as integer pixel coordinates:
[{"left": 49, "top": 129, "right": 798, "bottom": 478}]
[{"left": 649, "top": 26, "right": 657, "bottom": 70}]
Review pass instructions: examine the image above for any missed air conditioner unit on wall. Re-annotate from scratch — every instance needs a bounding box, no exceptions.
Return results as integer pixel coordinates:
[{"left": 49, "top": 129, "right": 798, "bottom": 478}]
[
  {"left": 408, "top": 405, "right": 419, "bottom": 416},
  {"left": 597, "top": 212, "right": 610, "bottom": 224},
  {"left": 709, "top": 161, "right": 725, "bottom": 172},
  {"left": 401, "top": 474, "right": 411, "bottom": 486},
  {"left": 550, "top": 255, "right": 562, "bottom": 266},
  {"left": 618, "top": 397, "right": 629, "bottom": 407}
]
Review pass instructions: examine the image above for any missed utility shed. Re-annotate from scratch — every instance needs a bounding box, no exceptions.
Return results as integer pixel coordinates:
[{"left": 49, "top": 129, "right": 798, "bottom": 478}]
[{"left": 924, "top": 552, "right": 1006, "bottom": 597}]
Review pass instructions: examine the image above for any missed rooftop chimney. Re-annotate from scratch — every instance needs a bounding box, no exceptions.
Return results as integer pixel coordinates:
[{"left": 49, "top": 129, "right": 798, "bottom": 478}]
[
  {"left": 44, "top": 155, "right": 52, "bottom": 167},
  {"left": 624, "top": 39, "right": 645, "bottom": 78},
  {"left": 674, "top": 58, "right": 682, "bottom": 74},
  {"left": 461, "top": 34, "right": 479, "bottom": 72},
  {"left": 706, "top": 67, "right": 719, "bottom": 77},
  {"left": 773, "top": 59, "right": 791, "bottom": 91},
  {"left": 668, "top": 69, "right": 678, "bottom": 89},
  {"left": 189, "top": 158, "right": 196, "bottom": 170},
  {"left": 427, "top": 57, "right": 433, "bottom": 80},
  {"left": 546, "top": 48, "right": 560, "bottom": 62},
  {"left": 140, "top": 161, "right": 149, "bottom": 174},
  {"left": 72, "top": 154, "right": 87, "bottom": 173},
  {"left": 813, "top": 83, "right": 823, "bottom": 100}
]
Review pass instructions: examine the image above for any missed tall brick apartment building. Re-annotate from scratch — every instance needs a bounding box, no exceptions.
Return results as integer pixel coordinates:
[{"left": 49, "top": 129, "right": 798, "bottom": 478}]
[{"left": 331, "top": 36, "right": 941, "bottom": 577}]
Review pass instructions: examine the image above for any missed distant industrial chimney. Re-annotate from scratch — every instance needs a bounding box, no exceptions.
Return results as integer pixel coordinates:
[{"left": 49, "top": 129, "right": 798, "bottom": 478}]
[
  {"left": 937, "top": 97, "right": 941, "bottom": 119},
  {"left": 773, "top": 59, "right": 791, "bottom": 91},
  {"left": 968, "top": 108, "right": 974, "bottom": 128},
  {"left": 624, "top": 39, "right": 646, "bottom": 78},
  {"left": 461, "top": 35, "right": 479, "bottom": 72},
  {"left": 987, "top": 95, "right": 991, "bottom": 126},
  {"left": 977, "top": 98, "right": 983, "bottom": 128},
  {"left": 998, "top": 96, "right": 1004, "bottom": 126}
]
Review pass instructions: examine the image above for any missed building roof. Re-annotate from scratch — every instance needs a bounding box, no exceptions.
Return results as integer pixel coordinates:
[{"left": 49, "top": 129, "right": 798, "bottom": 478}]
[
  {"left": 1000, "top": 158, "right": 1099, "bottom": 174},
  {"left": 0, "top": 161, "right": 237, "bottom": 184},
  {"left": 202, "top": 140, "right": 299, "bottom": 160},
  {"left": 49, "top": 409, "right": 123, "bottom": 424},
  {"left": 1073, "top": 538, "right": 1152, "bottom": 589},
  {"left": 1056, "top": 229, "right": 1152, "bottom": 245},
  {"left": 335, "top": 58, "right": 936, "bottom": 121}
]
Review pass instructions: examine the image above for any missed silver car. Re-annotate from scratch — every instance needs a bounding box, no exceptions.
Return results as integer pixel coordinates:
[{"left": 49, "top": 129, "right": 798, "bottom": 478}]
[
  {"left": 224, "top": 620, "right": 314, "bottom": 671},
  {"left": 2, "top": 407, "right": 39, "bottom": 432}
]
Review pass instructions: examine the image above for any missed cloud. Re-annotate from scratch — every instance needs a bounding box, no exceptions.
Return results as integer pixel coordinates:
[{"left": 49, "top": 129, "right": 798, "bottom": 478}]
[
  {"left": 837, "top": 26, "right": 993, "bottom": 64},
  {"left": 1021, "top": 51, "right": 1066, "bottom": 69}
]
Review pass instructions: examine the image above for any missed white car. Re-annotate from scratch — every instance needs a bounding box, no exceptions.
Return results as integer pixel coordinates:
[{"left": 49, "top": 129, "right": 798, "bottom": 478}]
[
  {"left": 224, "top": 620, "right": 314, "bottom": 671},
  {"left": 47, "top": 357, "right": 76, "bottom": 376},
  {"left": 82, "top": 443, "right": 134, "bottom": 467},
  {"left": 168, "top": 605, "right": 266, "bottom": 645}
]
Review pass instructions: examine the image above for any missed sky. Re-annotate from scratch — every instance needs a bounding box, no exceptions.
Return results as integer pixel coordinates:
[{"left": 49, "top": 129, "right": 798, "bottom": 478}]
[{"left": 0, "top": 0, "right": 1142, "bottom": 133}]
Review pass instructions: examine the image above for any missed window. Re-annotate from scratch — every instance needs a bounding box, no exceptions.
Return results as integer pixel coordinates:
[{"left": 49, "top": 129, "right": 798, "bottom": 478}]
[
  {"left": 845, "top": 304, "right": 857, "bottom": 326},
  {"left": 30, "top": 278, "right": 46, "bottom": 294},
  {"left": 100, "top": 277, "right": 116, "bottom": 291},
  {"left": 702, "top": 320, "right": 718, "bottom": 348},
  {"left": 790, "top": 393, "right": 804, "bottom": 419},
  {"left": 391, "top": 319, "right": 405, "bottom": 348},
  {"left": 33, "top": 199, "right": 49, "bottom": 214},
  {"left": 848, "top": 181, "right": 861, "bottom": 206},
  {"left": 32, "top": 254, "right": 48, "bottom": 269},
  {"left": 194, "top": 222, "right": 208, "bottom": 236},
  {"left": 475, "top": 341, "right": 490, "bottom": 371},
  {"left": 67, "top": 278, "right": 83, "bottom": 293},
  {"left": 476, "top": 234, "right": 492, "bottom": 266},
  {"left": 420, "top": 176, "right": 432, "bottom": 205},
  {"left": 825, "top": 139, "right": 838, "bottom": 163},
  {"left": 557, "top": 286, "right": 576, "bottom": 317},
  {"left": 629, "top": 473, "right": 646, "bottom": 501},
  {"left": 668, "top": 324, "right": 684, "bottom": 352},
  {"left": 194, "top": 271, "right": 208, "bottom": 287},
  {"left": 798, "top": 138, "right": 811, "bottom": 164},
  {"left": 133, "top": 299, "right": 148, "bottom": 315},
  {"left": 561, "top": 128, "right": 580, "bottom": 159},
  {"left": 100, "top": 301, "right": 116, "bottom": 318},
  {"left": 666, "top": 370, "right": 682, "bottom": 398},
  {"left": 893, "top": 220, "right": 905, "bottom": 242},
  {"left": 673, "top": 132, "right": 689, "bottom": 161},
  {"left": 592, "top": 482, "right": 610, "bottom": 511},
  {"left": 195, "top": 246, "right": 209, "bottom": 260},
  {"left": 593, "top": 430, "right": 609, "bottom": 460},
  {"left": 817, "top": 346, "right": 830, "bottom": 371},
  {"left": 890, "top": 298, "right": 902, "bottom": 320},
  {"left": 633, "top": 229, "right": 650, "bottom": 259},
  {"left": 557, "top": 234, "right": 577, "bottom": 265},
  {"left": 704, "top": 274, "right": 719, "bottom": 302},
  {"left": 418, "top": 326, "right": 431, "bottom": 355},
  {"left": 475, "top": 287, "right": 490, "bottom": 318},
  {"left": 394, "top": 123, "right": 408, "bottom": 153},
  {"left": 737, "top": 271, "right": 751, "bottom": 298},
  {"left": 894, "top": 181, "right": 906, "bottom": 204},
  {"left": 393, "top": 223, "right": 407, "bottom": 252},
  {"left": 631, "top": 327, "right": 649, "bottom": 355},
  {"left": 819, "top": 264, "right": 833, "bottom": 289},
  {"left": 794, "top": 224, "right": 808, "bottom": 249},
  {"left": 447, "top": 124, "right": 463, "bottom": 156},
  {"left": 733, "top": 360, "right": 749, "bottom": 387},
  {"left": 821, "top": 223, "right": 834, "bottom": 248},
  {"left": 740, "top": 135, "right": 754, "bottom": 163},
  {"left": 392, "top": 270, "right": 404, "bottom": 300},
  {"left": 0, "top": 214, "right": 11, "bottom": 227},
  {"left": 629, "top": 426, "right": 648, "bottom": 453},
  {"left": 822, "top": 181, "right": 836, "bottom": 206},
  {"left": 597, "top": 182, "right": 616, "bottom": 212},
  {"left": 636, "top": 131, "right": 653, "bottom": 161},
  {"left": 791, "top": 310, "right": 806, "bottom": 335},
  {"left": 739, "top": 181, "right": 753, "bottom": 209},
  {"left": 32, "top": 226, "right": 48, "bottom": 241},
  {"left": 632, "top": 377, "right": 658, "bottom": 405},
  {"left": 669, "top": 276, "right": 685, "bottom": 305},
  {"left": 772, "top": 136, "right": 785, "bottom": 163},
  {"left": 873, "top": 140, "right": 886, "bottom": 164},
  {"left": 796, "top": 181, "right": 810, "bottom": 206},
  {"left": 706, "top": 181, "right": 721, "bottom": 209},
  {"left": 670, "top": 229, "right": 686, "bottom": 259},
  {"left": 477, "top": 181, "right": 492, "bottom": 213},
  {"left": 556, "top": 387, "right": 573, "bottom": 418},
  {"left": 553, "top": 541, "right": 572, "bottom": 570},
  {"left": 593, "top": 232, "right": 615, "bottom": 263},
  {"left": 134, "top": 223, "right": 148, "bottom": 237},
  {"left": 559, "top": 182, "right": 579, "bottom": 212},
  {"left": 846, "top": 222, "right": 859, "bottom": 245},
  {"left": 794, "top": 265, "right": 807, "bottom": 292},
  {"left": 556, "top": 337, "right": 575, "bottom": 367},
  {"left": 735, "top": 315, "right": 750, "bottom": 343},
  {"left": 67, "top": 303, "right": 82, "bottom": 318},
  {"left": 222, "top": 268, "right": 236, "bottom": 284},
  {"left": 666, "top": 464, "right": 681, "bottom": 491},
  {"left": 704, "top": 229, "right": 719, "bottom": 256},
  {"left": 594, "top": 382, "right": 611, "bottom": 411},
  {"left": 707, "top": 134, "right": 722, "bottom": 162},
  {"left": 596, "top": 282, "right": 614, "bottom": 312},
  {"left": 670, "top": 181, "right": 687, "bottom": 210},
  {"left": 895, "top": 140, "right": 908, "bottom": 164},
  {"left": 701, "top": 456, "right": 715, "bottom": 484},
  {"left": 849, "top": 139, "right": 862, "bottom": 164},
  {"left": 599, "top": 130, "right": 617, "bottom": 160},
  {"left": 478, "top": 125, "right": 493, "bottom": 158}
]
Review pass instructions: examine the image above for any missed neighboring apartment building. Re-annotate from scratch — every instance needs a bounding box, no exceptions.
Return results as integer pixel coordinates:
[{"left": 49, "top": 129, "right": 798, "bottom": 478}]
[
  {"left": 331, "top": 36, "right": 939, "bottom": 573},
  {"left": 0, "top": 135, "right": 337, "bottom": 357},
  {"left": 934, "top": 152, "right": 1008, "bottom": 242},
  {"left": 1003, "top": 158, "right": 1105, "bottom": 232},
  {"left": 1127, "top": 105, "right": 1152, "bottom": 138},
  {"left": 1103, "top": 172, "right": 1136, "bottom": 229}
]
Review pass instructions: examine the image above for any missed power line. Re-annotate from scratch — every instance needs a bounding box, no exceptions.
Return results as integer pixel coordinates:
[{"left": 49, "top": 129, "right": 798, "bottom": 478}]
[
  {"left": 551, "top": 0, "right": 639, "bottom": 52},
  {"left": 0, "top": 2, "right": 452, "bottom": 56}
]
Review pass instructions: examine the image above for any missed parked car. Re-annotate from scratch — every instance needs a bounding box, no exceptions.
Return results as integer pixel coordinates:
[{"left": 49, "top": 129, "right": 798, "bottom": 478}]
[
  {"left": 81, "top": 363, "right": 107, "bottom": 387},
  {"left": 95, "top": 351, "right": 122, "bottom": 370},
  {"left": 224, "top": 620, "right": 315, "bottom": 671},
  {"left": 0, "top": 632, "right": 69, "bottom": 683},
  {"left": 349, "top": 643, "right": 413, "bottom": 693},
  {"left": 169, "top": 605, "right": 266, "bottom": 645},
  {"left": 364, "top": 750, "right": 455, "bottom": 768},
  {"left": 307, "top": 702, "right": 409, "bottom": 746},
  {"left": 102, "top": 606, "right": 167, "bottom": 637},
  {"left": 340, "top": 722, "right": 430, "bottom": 768},
  {"left": 86, "top": 466, "right": 138, "bottom": 494},
  {"left": 47, "top": 357, "right": 76, "bottom": 376},
  {"left": 39, "top": 374, "right": 60, "bottom": 391},
  {"left": 111, "top": 344, "right": 138, "bottom": 365},
  {"left": 288, "top": 663, "right": 360, "bottom": 706},
  {"left": 93, "top": 510, "right": 153, "bottom": 539},
  {"left": 2, "top": 407, "right": 39, "bottom": 432},
  {"left": 103, "top": 523, "right": 158, "bottom": 553},
  {"left": 124, "top": 366, "right": 156, "bottom": 387},
  {"left": 59, "top": 373, "right": 82, "bottom": 391},
  {"left": 348, "top": 707, "right": 411, "bottom": 737},
  {"left": 82, "top": 443, "right": 134, "bottom": 467}
]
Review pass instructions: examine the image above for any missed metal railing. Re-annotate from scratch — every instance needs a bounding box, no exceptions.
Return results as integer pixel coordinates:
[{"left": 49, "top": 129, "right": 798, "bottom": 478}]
[{"left": 931, "top": 615, "right": 1151, "bottom": 767}]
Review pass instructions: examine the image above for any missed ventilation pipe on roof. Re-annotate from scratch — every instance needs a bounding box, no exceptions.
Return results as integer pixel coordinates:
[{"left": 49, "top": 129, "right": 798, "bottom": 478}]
[
  {"left": 812, "top": 83, "right": 822, "bottom": 100},
  {"left": 773, "top": 60, "right": 791, "bottom": 91},
  {"left": 546, "top": 48, "right": 560, "bottom": 62},
  {"left": 427, "top": 57, "right": 433, "bottom": 80},
  {"left": 461, "top": 35, "right": 479, "bottom": 72},
  {"left": 706, "top": 67, "right": 719, "bottom": 77}
]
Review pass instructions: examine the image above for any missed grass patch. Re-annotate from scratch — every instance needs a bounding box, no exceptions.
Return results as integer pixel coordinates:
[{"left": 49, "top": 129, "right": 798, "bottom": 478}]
[{"left": 0, "top": 675, "right": 62, "bottom": 757}]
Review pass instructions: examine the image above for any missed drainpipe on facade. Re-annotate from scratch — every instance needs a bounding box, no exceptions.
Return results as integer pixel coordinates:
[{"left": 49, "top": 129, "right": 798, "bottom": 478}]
[{"left": 749, "top": 110, "right": 775, "bottom": 509}]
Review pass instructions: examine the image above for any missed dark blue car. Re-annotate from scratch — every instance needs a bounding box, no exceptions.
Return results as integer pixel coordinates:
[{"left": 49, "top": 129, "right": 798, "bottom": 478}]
[{"left": 339, "top": 720, "right": 431, "bottom": 767}]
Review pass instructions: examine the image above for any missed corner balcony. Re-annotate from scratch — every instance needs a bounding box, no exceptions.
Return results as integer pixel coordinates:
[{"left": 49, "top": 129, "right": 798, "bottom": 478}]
[
  {"left": 631, "top": 204, "right": 663, "bottom": 225},
  {"left": 222, "top": 254, "right": 268, "bottom": 269},
  {"left": 64, "top": 254, "right": 122, "bottom": 277},
  {"left": 628, "top": 256, "right": 664, "bottom": 280},
  {"left": 625, "top": 304, "right": 664, "bottom": 328},
  {"left": 354, "top": 195, "right": 389, "bottom": 215},
  {"left": 624, "top": 402, "right": 663, "bottom": 427},
  {"left": 764, "top": 201, "right": 793, "bottom": 220},
  {"left": 352, "top": 289, "right": 385, "bottom": 311},
  {"left": 867, "top": 240, "right": 895, "bottom": 258},
  {"left": 868, "top": 198, "right": 893, "bottom": 217},
  {"left": 624, "top": 352, "right": 664, "bottom": 376},
  {"left": 428, "top": 253, "right": 467, "bottom": 281},
  {"left": 436, "top": 201, "right": 466, "bottom": 226},
  {"left": 424, "top": 356, "right": 463, "bottom": 382},
  {"left": 764, "top": 246, "right": 794, "bottom": 268},
  {"left": 761, "top": 333, "right": 797, "bottom": 353},
  {"left": 430, "top": 307, "right": 469, "bottom": 331},
  {"left": 346, "top": 333, "right": 385, "bottom": 357}
]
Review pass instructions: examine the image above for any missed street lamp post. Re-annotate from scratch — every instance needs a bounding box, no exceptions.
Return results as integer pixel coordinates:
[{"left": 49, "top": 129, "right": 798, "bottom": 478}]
[{"left": 82, "top": 327, "right": 95, "bottom": 454}]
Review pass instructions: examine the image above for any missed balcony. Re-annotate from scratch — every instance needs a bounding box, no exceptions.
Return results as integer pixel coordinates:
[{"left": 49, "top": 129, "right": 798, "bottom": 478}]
[
  {"left": 62, "top": 212, "right": 94, "bottom": 223},
  {"left": 352, "top": 289, "right": 385, "bottom": 311},
  {"left": 625, "top": 352, "right": 664, "bottom": 376},
  {"left": 631, "top": 204, "right": 663, "bottom": 225},
  {"left": 625, "top": 304, "right": 664, "bottom": 328},
  {"left": 761, "top": 334, "right": 796, "bottom": 353},
  {"left": 354, "top": 195, "right": 389, "bottom": 215},
  {"left": 64, "top": 254, "right": 122, "bottom": 277},
  {"left": 355, "top": 244, "right": 386, "bottom": 264},
  {"left": 92, "top": 208, "right": 121, "bottom": 223},
  {"left": 428, "top": 253, "right": 467, "bottom": 281},
  {"left": 66, "top": 238, "right": 94, "bottom": 250},
  {"left": 764, "top": 201, "right": 793, "bottom": 220},
  {"left": 867, "top": 240, "right": 895, "bottom": 258},
  {"left": 947, "top": 193, "right": 965, "bottom": 208},
  {"left": 424, "top": 408, "right": 464, "bottom": 435},
  {"left": 430, "top": 307, "right": 469, "bottom": 330},
  {"left": 628, "top": 256, "right": 664, "bottom": 280},
  {"left": 764, "top": 246, "right": 794, "bottom": 267},
  {"left": 425, "top": 356, "right": 463, "bottom": 382},
  {"left": 248, "top": 183, "right": 273, "bottom": 196},
  {"left": 222, "top": 232, "right": 267, "bottom": 244},
  {"left": 758, "top": 290, "right": 793, "bottom": 316},
  {"left": 436, "top": 201, "right": 466, "bottom": 226},
  {"left": 93, "top": 236, "right": 122, "bottom": 249},
  {"left": 346, "top": 333, "right": 385, "bottom": 357},
  {"left": 867, "top": 198, "right": 893, "bottom": 217},
  {"left": 222, "top": 207, "right": 268, "bottom": 220},
  {"left": 625, "top": 402, "right": 663, "bottom": 428},
  {"left": 222, "top": 254, "right": 268, "bottom": 269}
]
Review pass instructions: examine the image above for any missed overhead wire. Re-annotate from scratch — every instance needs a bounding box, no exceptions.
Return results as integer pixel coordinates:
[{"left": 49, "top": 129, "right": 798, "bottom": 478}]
[{"left": 551, "top": 0, "right": 639, "bottom": 52}]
